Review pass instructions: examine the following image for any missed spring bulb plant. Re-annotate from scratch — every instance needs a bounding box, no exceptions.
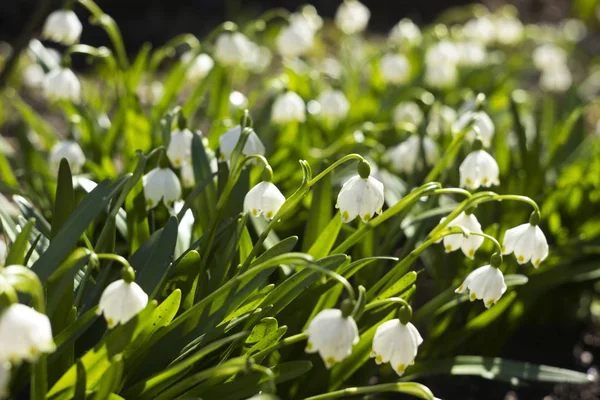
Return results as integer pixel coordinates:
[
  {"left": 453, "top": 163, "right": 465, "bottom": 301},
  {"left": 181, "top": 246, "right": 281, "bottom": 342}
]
[{"left": 0, "top": 1, "right": 598, "bottom": 399}]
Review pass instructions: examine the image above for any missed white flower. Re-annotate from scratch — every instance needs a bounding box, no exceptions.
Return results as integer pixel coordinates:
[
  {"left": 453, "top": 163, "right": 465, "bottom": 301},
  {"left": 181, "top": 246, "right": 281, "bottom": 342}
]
[
  {"left": 271, "top": 91, "right": 306, "bottom": 124},
  {"left": 463, "top": 16, "right": 496, "bottom": 44},
  {"left": 380, "top": 54, "right": 411, "bottom": 85},
  {"left": 98, "top": 280, "right": 148, "bottom": 328},
  {"left": 439, "top": 212, "right": 484, "bottom": 258},
  {"left": 425, "top": 40, "right": 460, "bottom": 66},
  {"left": 242, "top": 42, "right": 272, "bottom": 73},
  {"left": 214, "top": 32, "right": 251, "bottom": 67},
  {"left": 136, "top": 80, "right": 164, "bottom": 105},
  {"left": 371, "top": 319, "right": 423, "bottom": 376},
  {"left": 533, "top": 44, "right": 567, "bottom": 70},
  {"left": 28, "top": 39, "right": 61, "bottom": 70},
  {"left": 424, "top": 64, "right": 458, "bottom": 90},
  {"left": 494, "top": 17, "right": 524, "bottom": 45},
  {"left": 459, "top": 149, "right": 500, "bottom": 190},
  {"left": 0, "top": 239, "right": 5, "bottom": 267},
  {"left": 456, "top": 41, "right": 486, "bottom": 67},
  {"left": 181, "top": 163, "right": 195, "bottom": 188},
  {"left": 335, "top": 0, "right": 370, "bottom": 35},
  {"left": 305, "top": 309, "right": 359, "bottom": 368},
  {"left": 0, "top": 303, "right": 55, "bottom": 363},
  {"left": 49, "top": 140, "right": 85, "bottom": 174},
  {"left": 41, "top": 10, "right": 82, "bottom": 45},
  {"left": 244, "top": 181, "right": 286, "bottom": 220},
  {"left": 167, "top": 129, "right": 194, "bottom": 167},
  {"left": 182, "top": 52, "right": 214, "bottom": 81},
  {"left": 426, "top": 104, "right": 457, "bottom": 137},
  {"left": 385, "top": 135, "right": 438, "bottom": 175},
  {"left": 142, "top": 168, "right": 182, "bottom": 209},
  {"left": 219, "top": 125, "right": 265, "bottom": 162},
  {"left": 229, "top": 91, "right": 248, "bottom": 111},
  {"left": 502, "top": 223, "right": 549, "bottom": 267},
  {"left": 317, "top": 89, "right": 350, "bottom": 122},
  {"left": 276, "top": 21, "right": 314, "bottom": 58},
  {"left": 389, "top": 19, "right": 422, "bottom": 47},
  {"left": 540, "top": 64, "right": 572, "bottom": 93},
  {"left": 43, "top": 67, "right": 81, "bottom": 102},
  {"left": 456, "top": 265, "right": 507, "bottom": 308},
  {"left": 0, "top": 361, "right": 9, "bottom": 399},
  {"left": 290, "top": 7, "right": 323, "bottom": 33},
  {"left": 392, "top": 102, "right": 424, "bottom": 128},
  {"left": 453, "top": 111, "right": 495, "bottom": 147},
  {"left": 22, "top": 63, "right": 45, "bottom": 89},
  {"left": 320, "top": 57, "right": 343, "bottom": 80},
  {"left": 336, "top": 174, "right": 384, "bottom": 223}
]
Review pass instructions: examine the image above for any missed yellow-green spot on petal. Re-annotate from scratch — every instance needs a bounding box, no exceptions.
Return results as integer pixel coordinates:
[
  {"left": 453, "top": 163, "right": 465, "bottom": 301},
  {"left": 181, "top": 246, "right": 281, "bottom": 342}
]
[
  {"left": 486, "top": 300, "right": 495, "bottom": 307},
  {"left": 457, "top": 284, "right": 463, "bottom": 292},
  {"left": 376, "top": 355, "right": 383, "bottom": 363},
  {"left": 501, "top": 245, "right": 506, "bottom": 252},
  {"left": 252, "top": 208, "right": 259, "bottom": 216},
  {"left": 325, "top": 356, "right": 336, "bottom": 366},
  {"left": 306, "top": 342, "right": 313, "bottom": 351},
  {"left": 342, "top": 211, "right": 349, "bottom": 221},
  {"left": 534, "top": 259, "right": 540, "bottom": 266},
  {"left": 445, "top": 244, "right": 452, "bottom": 252},
  {"left": 396, "top": 364, "right": 406, "bottom": 373},
  {"left": 29, "top": 347, "right": 37, "bottom": 357},
  {"left": 147, "top": 199, "right": 154, "bottom": 208},
  {"left": 517, "top": 255, "right": 525, "bottom": 263},
  {"left": 174, "top": 159, "right": 181, "bottom": 167},
  {"left": 363, "top": 213, "right": 372, "bottom": 222},
  {"left": 468, "top": 249, "right": 475, "bottom": 257},
  {"left": 482, "top": 177, "right": 488, "bottom": 184},
  {"left": 265, "top": 211, "right": 273, "bottom": 219},
  {"left": 107, "top": 317, "right": 114, "bottom": 328},
  {"left": 470, "top": 293, "right": 477, "bottom": 301},
  {"left": 466, "top": 178, "right": 472, "bottom": 185}
]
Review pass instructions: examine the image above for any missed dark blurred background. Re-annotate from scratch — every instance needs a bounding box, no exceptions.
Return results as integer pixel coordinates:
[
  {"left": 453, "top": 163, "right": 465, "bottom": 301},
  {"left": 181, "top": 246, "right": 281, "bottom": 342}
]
[{"left": 0, "top": 0, "right": 574, "bottom": 54}]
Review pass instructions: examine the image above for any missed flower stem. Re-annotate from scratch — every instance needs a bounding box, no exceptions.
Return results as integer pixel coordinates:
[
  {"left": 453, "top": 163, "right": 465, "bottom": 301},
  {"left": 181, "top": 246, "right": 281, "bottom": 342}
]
[
  {"left": 423, "top": 121, "right": 472, "bottom": 183},
  {"left": 307, "top": 153, "right": 365, "bottom": 187},
  {"left": 303, "top": 382, "right": 435, "bottom": 400},
  {"left": 95, "top": 253, "right": 132, "bottom": 270},
  {"left": 252, "top": 333, "right": 308, "bottom": 361},
  {"left": 467, "top": 231, "right": 502, "bottom": 254}
]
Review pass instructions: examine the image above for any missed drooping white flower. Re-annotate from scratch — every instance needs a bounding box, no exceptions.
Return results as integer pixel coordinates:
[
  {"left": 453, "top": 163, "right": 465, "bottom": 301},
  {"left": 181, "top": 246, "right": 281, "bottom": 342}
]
[
  {"left": 389, "top": 18, "right": 422, "bottom": 47},
  {"left": 426, "top": 104, "right": 457, "bottom": 137},
  {"left": 43, "top": 67, "right": 81, "bottom": 102},
  {"left": 494, "top": 16, "right": 524, "bottom": 45},
  {"left": 41, "top": 10, "right": 82, "bottom": 45},
  {"left": 97, "top": 113, "right": 111, "bottom": 130},
  {"left": 242, "top": 42, "right": 272, "bottom": 73},
  {"left": 182, "top": 52, "right": 214, "bottom": 81},
  {"left": 438, "top": 212, "right": 484, "bottom": 258},
  {"left": 380, "top": 54, "right": 411, "bottom": 85},
  {"left": 214, "top": 32, "right": 251, "bottom": 67},
  {"left": 181, "top": 163, "right": 195, "bottom": 188},
  {"left": 244, "top": 181, "right": 286, "bottom": 220},
  {"left": 540, "top": 64, "right": 572, "bottom": 93},
  {"left": 452, "top": 111, "right": 495, "bottom": 147},
  {"left": 456, "top": 41, "right": 486, "bottom": 67},
  {"left": 459, "top": 149, "right": 500, "bottom": 190},
  {"left": 385, "top": 135, "right": 438, "bottom": 175},
  {"left": 22, "top": 63, "right": 45, "bottom": 89},
  {"left": 335, "top": 1, "right": 370, "bottom": 35},
  {"left": 336, "top": 174, "right": 384, "bottom": 223},
  {"left": 136, "top": 80, "right": 164, "bottom": 105},
  {"left": 219, "top": 125, "right": 265, "bottom": 162},
  {"left": 502, "top": 223, "right": 549, "bottom": 267},
  {"left": 424, "top": 64, "right": 458, "bottom": 90},
  {"left": 392, "top": 102, "right": 424, "bottom": 128},
  {"left": 290, "top": 6, "right": 323, "bottom": 33},
  {"left": 371, "top": 319, "right": 423, "bottom": 376},
  {"left": 229, "top": 91, "right": 248, "bottom": 111},
  {"left": 462, "top": 16, "right": 496, "bottom": 44},
  {"left": 456, "top": 264, "right": 507, "bottom": 308},
  {"left": 142, "top": 168, "right": 182, "bottom": 209},
  {"left": 320, "top": 57, "right": 343, "bottom": 80},
  {"left": 167, "top": 129, "right": 194, "bottom": 167},
  {"left": 28, "top": 39, "right": 61, "bottom": 70},
  {"left": 271, "top": 91, "right": 306, "bottom": 124},
  {"left": 305, "top": 309, "right": 359, "bottom": 368},
  {"left": 317, "top": 89, "right": 350, "bottom": 122},
  {"left": 49, "top": 140, "right": 86, "bottom": 174},
  {"left": 425, "top": 40, "right": 460, "bottom": 66},
  {"left": 533, "top": 44, "right": 567, "bottom": 70},
  {"left": 0, "top": 361, "right": 9, "bottom": 399},
  {"left": 97, "top": 279, "right": 148, "bottom": 328},
  {"left": 0, "top": 239, "right": 6, "bottom": 267},
  {"left": 276, "top": 21, "right": 315, "bottom": 58},
  {"left": 0, "top": 303, "right": 56, "bottom": 363}
]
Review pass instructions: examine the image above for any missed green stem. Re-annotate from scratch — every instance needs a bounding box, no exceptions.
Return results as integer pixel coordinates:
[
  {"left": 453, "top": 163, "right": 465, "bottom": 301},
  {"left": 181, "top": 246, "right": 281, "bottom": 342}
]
[
  {"left": 248, "top": 363, "right": 276, "bottom": 393},
  {"left": 307, "top": 154, "right": 365, "bottom": 187},
  {"left": 303, "top": 382, "right": 435, "bottom": 400},
  {"left": 252, "top": 333, "right": 308, "bottom": 361},
  {"left": 364, "top": 297, "right": 411, "bottom": 313},
  {"left": 490, "top": 194, "right": 540, "bottom": 214},
  {"left": 467, "top": 231, "right": 502, "bottom": 254},
  {"left": 423, "top": 118, "right": 473, "bottom": 183},
  {"left": 431, "top": 187, "right": 472, "bottom": 198},
  {"left": 95, "top": 253, "right": 132, "bottom": 269}
]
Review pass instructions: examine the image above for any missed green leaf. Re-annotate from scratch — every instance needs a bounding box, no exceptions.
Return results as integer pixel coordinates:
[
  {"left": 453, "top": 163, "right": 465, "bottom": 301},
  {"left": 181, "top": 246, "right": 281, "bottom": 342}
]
[
  {"left": 248, "top": 236, "right": 298, "bottom": 268},
  {"left": 302, "top": 173, "right": 332, "bottom": 251},
  {"left": 161, "top": 250, "right": 201, "bottom": 309},
  {"left": 374, "top": 271, "right": 417, "bottom": 301},
  {"left": 52, "top": 159, "right": 74, "bottom": 239},
  {"left": 402, "top": 356, "right": 593, "bottom": 385},
  {"left": 13, "top": 195, "right": 51, "bottom": 239},
  {"left": 191, "top": 132, "right": 217, "bottom": 231},
  {"left": 52, "top": 307, "right": 99, "bottom": 355},
  {"left": 92, "top": 356, "right": 123, "bottom": 400},
  {"left": 125, "top": 177, "right": 150, "bottom": 254},
  {"left": 5, "top": 218, "right": 35, "bottom": 265},
  {"left": 307, "top": 212, "right": 343, "bottom": 259}
]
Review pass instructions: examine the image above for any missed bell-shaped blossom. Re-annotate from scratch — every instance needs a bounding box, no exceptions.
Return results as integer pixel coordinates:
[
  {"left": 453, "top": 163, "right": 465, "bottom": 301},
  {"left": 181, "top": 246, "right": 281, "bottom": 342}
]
[
  {"left": 43, "top": 67, "right": 81, "bottom": 102},
  {"left": 182, "top": 52, "right": 214, "bottom": 81},
  {"left": 456, "top": 41, "right": 486, "bottom": 67},
  {"left": 424, "top": 64, "right": 458, "bottom": 90},
  {"left": 305, "top": 309, "right": 359, "bottom": 368},
  {"left": 502, "top": 223, "right": 549, "bottom": 268},
  {"left": 459, "top": 149, "right": 500, "bottom": 190},
  {"left": 142, "top": 168, "right": 182, "bottom": 209},
  {"left": 0, "top": 303, "right": 55, "bottom": 363},
  {"left": 438, "top": 212, "right": 484, "bottom": 258},
  {"left": 380, "top": 54, "right": 411, "bottom": 85},
  {"left": 219, "top": 125, "right": 265, "bottom": 162},
  {"left": 425, "top": 40, "right": 460, "bottom": 66},
  {"left": 167, "top": 129, "right": 194, "bottom": 167},
  {"left": 462, "top": 16, "right": 496, "bottom": 44},
  {"left": 317, "top": 89, "right": 350, "bottom": 122},
  {"left": 371, "top": 319, "right": 423, "bottom": 376},
  {"left": 276, "top": 20, "right": 315, "bottom": 58},
  {"left": 137, "top": 80, "right": 164, "bottom": 105},
  {"left": 214, "top": 32, "right": 251, "bottom": 67},
  {"left": 49, "top": 140, "right": 85, "bottom": 174},
  {"left": 290, "top": 7, "right": 323, "bottom": 33},
  {"left": 456, "top": 265, "right": 507, "bottom": 308},
  {"left": 98, "top": 279, "right": 148, "bottom": 328},
  {"left": 392, "top": 102, "right": 424, "bottom": 128},
  {"left": 540, "top": 64, "right": 572, "bottom": 93},
  {"left": 494, "top": 16, "right": 524, "bottom": 45},
  {"left": 453, "top": 111, "right": 495, "bottom": 147},
  {"left": 320, "top": 57, "right": 343, "bottom": 80},
  {"left": 271, "top": 91, "right": 306, "bottom": 124},
  {"left": 28, "top": 39, "right": 61, "bottom": 70},
  {"left": 0, "top": 361, "right": 9, "bottom": 399},
  {"left": 244, "top": 181, "right": 286, "bottom": 220},
  {"left": 336, "top": 174, "right": 384, "bottom": 223},
  {"left": 533, "top": 44, "right": 567, "bottom": 70},
  {"left": 229, "top": 91, "right": 249, "bottom": 111},
  {"left": 22, "top": 63, "right": 45, "bottom": 89},
  {"left": 41, "top": 10, "right": 82, "bottom": 45},
  {"left": 385, "top": 135, "right": 438, "bottom": 175},
  {"left": 389, "top": 18, "right": 422, "bottom": 47},
  {"left": 334, "top": 1, "right": 370, "bottom": 35},
  {"left": 426, "top": 104, "right": 457, "bottom": 137},
  {"left": 242, "top": 42, "right": 272, "bottom": 73}
]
